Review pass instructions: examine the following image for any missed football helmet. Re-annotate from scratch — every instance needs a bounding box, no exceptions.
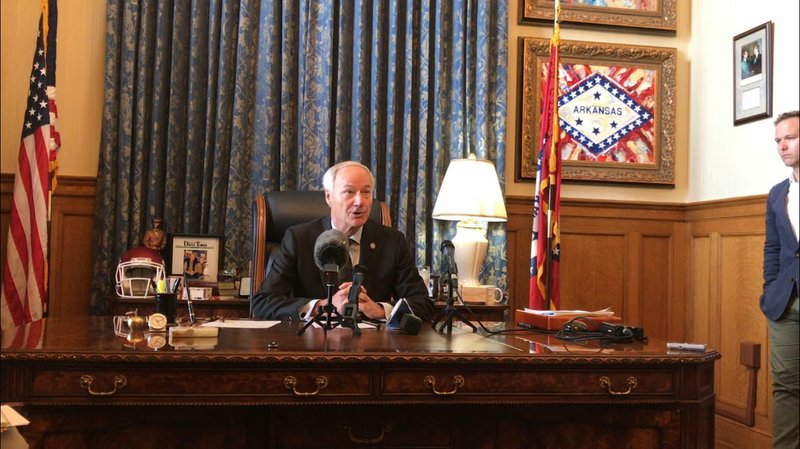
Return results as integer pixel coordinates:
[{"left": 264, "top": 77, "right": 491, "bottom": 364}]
[{"left": 115, "top": 246, "right": 166, "bottom": 298}]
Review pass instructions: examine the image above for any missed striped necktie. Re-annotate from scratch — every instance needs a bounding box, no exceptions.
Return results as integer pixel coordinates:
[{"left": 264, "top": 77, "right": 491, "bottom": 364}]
[{"left": 338, "top": 238, "right": 358, "bottom": 283}]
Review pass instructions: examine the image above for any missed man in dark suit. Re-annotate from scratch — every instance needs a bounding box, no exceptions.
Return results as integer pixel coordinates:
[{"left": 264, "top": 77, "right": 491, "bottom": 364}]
[
  {"left": 252, "top": 161, "right": 433, "bottom": 322},
  {"left": 760, "top": 110, "right": 799, "bottom": 449}
]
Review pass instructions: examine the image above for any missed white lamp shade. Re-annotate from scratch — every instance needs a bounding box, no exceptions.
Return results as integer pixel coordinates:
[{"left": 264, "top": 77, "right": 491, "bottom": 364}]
[
  {"left": 431, "top": 155, "right": 508, "bottom": 222},
  {"left": 432, "top": 154, "right": 507, "bottom": 287}
]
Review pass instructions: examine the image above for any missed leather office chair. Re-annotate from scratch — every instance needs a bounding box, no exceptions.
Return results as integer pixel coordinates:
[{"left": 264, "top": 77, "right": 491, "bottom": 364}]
[{"left": 249, "top": 190, "right": 390, "bottom": 316}]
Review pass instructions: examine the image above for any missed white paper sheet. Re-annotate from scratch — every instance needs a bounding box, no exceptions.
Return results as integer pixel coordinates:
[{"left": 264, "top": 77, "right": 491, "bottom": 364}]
[{"left": 201, "top": 319, "right": 281, "bottom": 329}]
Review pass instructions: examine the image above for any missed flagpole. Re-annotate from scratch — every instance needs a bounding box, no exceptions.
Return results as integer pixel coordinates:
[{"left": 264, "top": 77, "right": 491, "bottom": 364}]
[{"left": 543, "top": 0, "right": 560, "bottom": 310}]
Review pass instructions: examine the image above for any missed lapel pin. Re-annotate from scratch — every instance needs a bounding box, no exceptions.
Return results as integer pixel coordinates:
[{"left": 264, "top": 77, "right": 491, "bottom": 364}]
[{"left": 370, "top": 242, "right": 376, "bottom": 249}]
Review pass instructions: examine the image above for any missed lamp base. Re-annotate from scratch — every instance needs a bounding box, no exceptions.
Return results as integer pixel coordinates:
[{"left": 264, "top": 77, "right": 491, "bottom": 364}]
[{"left": 452, "top": 220, "right": 487, "bottom": 287}]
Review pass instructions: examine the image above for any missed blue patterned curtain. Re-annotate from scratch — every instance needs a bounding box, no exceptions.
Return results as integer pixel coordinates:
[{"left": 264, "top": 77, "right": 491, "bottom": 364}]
[{"left": 90, "top": 0, "right": 507, "bottom": 313}]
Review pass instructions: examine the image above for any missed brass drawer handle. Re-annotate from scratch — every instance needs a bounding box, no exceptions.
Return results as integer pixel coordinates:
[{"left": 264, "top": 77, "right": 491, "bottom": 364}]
[
  {"left": 424, "top": 375, "right": 464, "bottom": 395},
  {"left": 79, "top": 374, "right": 127, "bottom": 396},
  {"left": 284, "top": 375, "right": 328, "bottom": 396},
  {"left": 342, "top": 422, "right": 392, "bottom": 444},
  {"left": 599, "top": 376, "right": 638, "bottom": 395}
]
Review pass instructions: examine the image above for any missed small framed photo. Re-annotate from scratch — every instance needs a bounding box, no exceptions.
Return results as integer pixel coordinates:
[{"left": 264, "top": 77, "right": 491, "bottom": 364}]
[
  {"left": 166, "top": 234, "right": 224, "bottom": 279},
  {"left": 733, "top": 21, "right": 773, "bottom": 126}
]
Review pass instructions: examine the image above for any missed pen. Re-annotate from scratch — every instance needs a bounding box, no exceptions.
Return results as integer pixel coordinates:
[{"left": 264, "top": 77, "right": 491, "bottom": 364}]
[{"left": 183, "top": 273, "right": 197, "bottom": 325}]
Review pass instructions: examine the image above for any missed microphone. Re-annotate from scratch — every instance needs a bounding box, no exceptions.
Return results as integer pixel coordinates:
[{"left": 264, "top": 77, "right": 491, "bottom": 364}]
[
  {"left": 441, "top": 240, "right": 458, "bottom": 282},
  {"left": 343, "top": 264, "right": 367, "bottom": 322},
  {"left": 347, "top": 264, "right": 367, "bottom": 304},
  {"left": 313, "top": 229, "right": 349, "bottom": 272}
]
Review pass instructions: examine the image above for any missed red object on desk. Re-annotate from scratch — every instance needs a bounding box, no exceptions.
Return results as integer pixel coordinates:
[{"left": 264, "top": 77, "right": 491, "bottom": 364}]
[{"left": 515, "top": 309, "right": 623, "bottom": 331}]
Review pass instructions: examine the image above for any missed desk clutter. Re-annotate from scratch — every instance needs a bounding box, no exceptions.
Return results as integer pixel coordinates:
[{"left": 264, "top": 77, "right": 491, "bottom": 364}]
[
  {"left": 112, "top": 308, "right": 220, "bottom": 351},
  {"left": 515, "top": 308, "right": 647, "bottom": 343},
  {"left": 515, "top": 308, "right": 622, "bottom": 331}
]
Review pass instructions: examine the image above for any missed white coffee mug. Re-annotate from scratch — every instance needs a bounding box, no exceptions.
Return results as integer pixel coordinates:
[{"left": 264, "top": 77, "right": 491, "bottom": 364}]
[
  {"left": 482, "top": 285, "right": 504, "bottom": 304},
  {"left": 460, "top": 285, "right": 504, "bottom": 304}
]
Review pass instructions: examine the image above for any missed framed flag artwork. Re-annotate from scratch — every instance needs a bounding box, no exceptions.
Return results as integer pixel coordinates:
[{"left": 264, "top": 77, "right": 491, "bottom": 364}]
[
  {"left": 520, "top": 0, "right": 677, "bottom": 33},
  {"left": 733, "top": 21, "right": 773, "bottom": 126},
  {"left": 517, "top": 38, "right": 677, "bottom": 185}
]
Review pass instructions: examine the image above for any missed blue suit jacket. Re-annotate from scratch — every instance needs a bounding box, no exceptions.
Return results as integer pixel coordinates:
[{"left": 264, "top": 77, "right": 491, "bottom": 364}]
[
  {"left": 760, "top": 179, "right": 800, "bottom": 320},
  {"left": 252, "top": 217, "right": 433, "bottom": 321}
]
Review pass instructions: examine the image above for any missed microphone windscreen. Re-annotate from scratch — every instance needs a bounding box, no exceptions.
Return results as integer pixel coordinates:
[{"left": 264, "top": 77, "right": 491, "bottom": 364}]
[
  {"left": 441, "top": 240, "right": 455, "bottom": 251},
  {"left": 313, "top": 229, "right": 349, "bottom": 271}
]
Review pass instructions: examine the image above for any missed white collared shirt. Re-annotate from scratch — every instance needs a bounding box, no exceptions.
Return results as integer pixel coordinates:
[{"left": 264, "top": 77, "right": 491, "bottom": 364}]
[{"left": 788, "top": 172, "right": 799, "bottom": 241}]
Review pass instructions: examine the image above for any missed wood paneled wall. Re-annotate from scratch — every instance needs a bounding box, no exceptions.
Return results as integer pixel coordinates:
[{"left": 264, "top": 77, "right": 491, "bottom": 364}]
[
  {"left": 0, "top": 175, "right": 774, "bottom": 446},
  {"left": 1, "top": 174, "right": 95, "bottom": 320},
  {"left": 686, "top": 197, "right": 772, "bottom": 448},
  {"left": 505, "top": 196, "right": 688, "bottom": 342}
]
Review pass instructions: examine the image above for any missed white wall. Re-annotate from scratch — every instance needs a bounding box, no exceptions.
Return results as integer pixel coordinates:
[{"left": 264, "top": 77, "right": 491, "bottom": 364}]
[{"left": 689, "top": 0, "right": 800, "bottom": 202}]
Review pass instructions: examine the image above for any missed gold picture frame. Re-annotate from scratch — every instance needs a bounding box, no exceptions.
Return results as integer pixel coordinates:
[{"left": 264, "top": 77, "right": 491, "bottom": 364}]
[
  {"left": 517, "top": 37, "right": 677, "bottom": 184},
  {"left": 520, "top": 0, "right": 677, "bottom": 32}
]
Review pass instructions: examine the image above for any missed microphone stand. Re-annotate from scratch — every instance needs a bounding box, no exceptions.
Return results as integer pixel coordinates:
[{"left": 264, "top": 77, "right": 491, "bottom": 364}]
[
  {"left": 432, "top": 272, "right": 477, "bottom": 334},
  {"left": 340, "top": 302, "right": 361, "bottom": 336},
  {"left": 297, "top": 270, "right": 344, "bottom": 335}
]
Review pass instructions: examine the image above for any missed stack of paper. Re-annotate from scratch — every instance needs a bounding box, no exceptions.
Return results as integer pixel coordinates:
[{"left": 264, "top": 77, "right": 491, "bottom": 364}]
[
  {"left": 522, "top": 307, "right": 615, "bottom": 317},
  {"left": 1, "top": 405, "right": 30, "bottom": 448},
  {"left": 1, "top": 405, "right": 29, "bottom": 432},
  {"left": 516, "top": 307, "right": 621, "bottom": 331}
]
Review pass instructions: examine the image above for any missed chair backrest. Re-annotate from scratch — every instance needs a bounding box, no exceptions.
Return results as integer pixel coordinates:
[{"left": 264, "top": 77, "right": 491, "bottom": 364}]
[{"left": 249, "top": 191, "right": 390, "bottom": 314}]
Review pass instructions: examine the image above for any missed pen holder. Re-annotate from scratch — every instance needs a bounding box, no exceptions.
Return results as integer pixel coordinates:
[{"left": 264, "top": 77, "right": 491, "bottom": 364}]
[{"left": 155, "top": 293, "right": 177, "bottom": 323}]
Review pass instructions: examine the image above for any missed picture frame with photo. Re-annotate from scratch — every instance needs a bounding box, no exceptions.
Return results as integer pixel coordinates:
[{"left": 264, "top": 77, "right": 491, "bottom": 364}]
[
  {"left": 517, "top": 37, "right": 677, "bottom": 184},
  {"left": 733, "top": 21, "right": 773, "bottom": 126},
  {"left": 166, "top": 234, "right": 224, "bottom": 280}
]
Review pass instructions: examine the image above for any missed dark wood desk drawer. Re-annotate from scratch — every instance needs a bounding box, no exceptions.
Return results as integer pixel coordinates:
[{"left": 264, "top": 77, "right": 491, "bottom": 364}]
[
  {"left": 272, "top": 406, "right": 456, "bottom": 448},
  {"left": 381, "top": 368, "right": 675, "bottom": 400},
  {"left": 29, "top": 367, "right": 372, "bottom": 401}
]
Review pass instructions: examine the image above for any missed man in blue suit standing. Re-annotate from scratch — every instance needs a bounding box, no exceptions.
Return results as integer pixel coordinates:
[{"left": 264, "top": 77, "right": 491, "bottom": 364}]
[{"left": 761, "top": 110, "right": 799, "bottom": 449}]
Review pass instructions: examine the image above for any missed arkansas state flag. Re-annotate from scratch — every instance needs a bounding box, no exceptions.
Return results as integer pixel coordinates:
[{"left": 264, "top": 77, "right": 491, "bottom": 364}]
[{"left": 529, "top": 17, "right": 562, "bottom": 311}]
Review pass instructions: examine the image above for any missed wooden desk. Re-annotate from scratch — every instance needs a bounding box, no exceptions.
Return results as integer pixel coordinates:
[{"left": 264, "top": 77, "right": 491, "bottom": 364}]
[
  {"left": 2, "top": 317, "right": 719, "bottom": 449},
  {"left": 109, "top": 295, "right": 508, "bottom": 322}
]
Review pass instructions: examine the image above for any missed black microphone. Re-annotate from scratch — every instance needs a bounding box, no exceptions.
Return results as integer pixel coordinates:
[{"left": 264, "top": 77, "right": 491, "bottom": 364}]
[
  {"left": 343, "top": 264, "right": 367, "bottom": 322},
  {"left": 347, "top": 264, "right": 367, "bottom": 304},
  {"left": 313, "top": 229, "right": 349, "bottom": 273},
  {"left": 441, "top": 240, "right": 458, "bottom": 282}
]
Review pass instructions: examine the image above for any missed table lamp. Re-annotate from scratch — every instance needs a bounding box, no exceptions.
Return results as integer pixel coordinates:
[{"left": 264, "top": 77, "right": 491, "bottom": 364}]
[{"left": 432, "top": 154, "right": 507, "bottom": 287}]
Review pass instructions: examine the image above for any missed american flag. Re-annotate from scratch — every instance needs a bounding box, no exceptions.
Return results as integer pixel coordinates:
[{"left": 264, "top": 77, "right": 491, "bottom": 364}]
[
  {"left": 529, "top": 4, "right": 561, "bottom": 311},
  {"left": 1, "top": 0, "right": 60, "bottom": 330},
  {"left": 1, "top": 319, "right": 45, "bottom": 350}
]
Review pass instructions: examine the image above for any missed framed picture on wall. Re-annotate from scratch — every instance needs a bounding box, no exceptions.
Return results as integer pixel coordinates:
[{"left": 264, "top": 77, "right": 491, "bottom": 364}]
[
  {"left": 517, "top": 38, "right": 677, "bottom": 184},
  {"left": 733, "top": 21, "right": 773, "bottom": 126},
  {"left": 519, "top": 0, "right": 677, "bottom": 33},
  {"left": 166, "top": 234, "right": 224, "bottom": 280}
]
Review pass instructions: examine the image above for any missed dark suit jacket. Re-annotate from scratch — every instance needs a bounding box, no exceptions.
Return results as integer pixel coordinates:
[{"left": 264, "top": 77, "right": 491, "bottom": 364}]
[
  {"left": 760, "top": 179, "right": 800, "bottom": 320},
  {"left": 252, "top": 217, "right": 434, "bottom": 321}
]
